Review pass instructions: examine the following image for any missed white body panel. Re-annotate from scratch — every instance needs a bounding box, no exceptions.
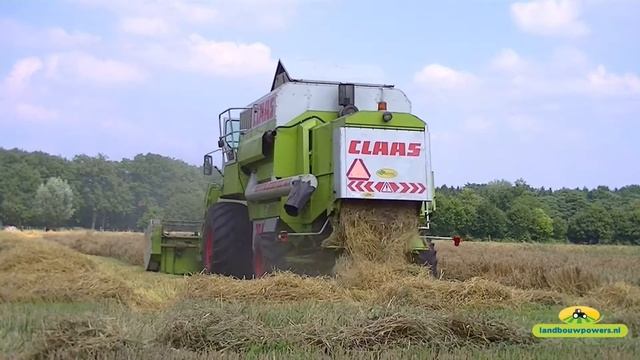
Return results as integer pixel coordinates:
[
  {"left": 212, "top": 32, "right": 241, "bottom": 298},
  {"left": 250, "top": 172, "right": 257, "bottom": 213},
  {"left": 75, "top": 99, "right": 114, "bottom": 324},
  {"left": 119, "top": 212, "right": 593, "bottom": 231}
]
[
  {"left": 248, "top": 82, "right": 412, "bottom": 129},
  {"left": 334, "top": 127, "right": 433, "bottom": 201}
]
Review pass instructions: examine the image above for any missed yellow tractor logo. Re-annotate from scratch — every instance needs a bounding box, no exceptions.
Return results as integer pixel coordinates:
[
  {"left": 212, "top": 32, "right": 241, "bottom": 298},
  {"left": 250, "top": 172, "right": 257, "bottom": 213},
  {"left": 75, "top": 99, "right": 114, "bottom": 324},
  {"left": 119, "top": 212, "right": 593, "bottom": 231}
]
[
  {"left": 559, "top": 306, "right": 601, "bottom": 324},
  {"left": 376, "top": 168, "right": 398, "bottom": 179}
]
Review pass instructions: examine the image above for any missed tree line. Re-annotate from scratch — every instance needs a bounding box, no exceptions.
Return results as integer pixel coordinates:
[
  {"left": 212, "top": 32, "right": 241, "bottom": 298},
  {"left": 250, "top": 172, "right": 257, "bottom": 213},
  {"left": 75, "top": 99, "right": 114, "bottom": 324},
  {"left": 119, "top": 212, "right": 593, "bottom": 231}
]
[
  {"left": 0, "top": 148, "right": 208, "bottom": 230},
  {"left": 1, "top": 148, "right": 639, "bottom": 244},
  {"left": 430, "top": 180, "right": 640, "bottom": 245}
]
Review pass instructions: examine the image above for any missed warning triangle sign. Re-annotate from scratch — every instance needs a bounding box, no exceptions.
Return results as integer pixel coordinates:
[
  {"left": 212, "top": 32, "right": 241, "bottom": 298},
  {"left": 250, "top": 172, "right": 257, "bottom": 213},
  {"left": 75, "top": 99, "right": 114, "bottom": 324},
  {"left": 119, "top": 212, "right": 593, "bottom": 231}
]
[
  {"left": 381, "top": 182, "right": 393, "bottom": 193},
  {"left": 346, "top": 159, "right": 371, "bottom": 180}
]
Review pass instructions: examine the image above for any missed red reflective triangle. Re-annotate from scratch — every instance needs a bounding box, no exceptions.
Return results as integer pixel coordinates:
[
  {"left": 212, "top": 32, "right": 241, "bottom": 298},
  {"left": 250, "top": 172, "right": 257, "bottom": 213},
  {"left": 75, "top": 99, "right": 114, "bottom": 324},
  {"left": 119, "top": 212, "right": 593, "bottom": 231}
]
[
  {"left": 346, "top": 158, "right": 371, "bottom": 180},
  {"left": 381, "top": 182, "right": 393, "bottom": 193}
]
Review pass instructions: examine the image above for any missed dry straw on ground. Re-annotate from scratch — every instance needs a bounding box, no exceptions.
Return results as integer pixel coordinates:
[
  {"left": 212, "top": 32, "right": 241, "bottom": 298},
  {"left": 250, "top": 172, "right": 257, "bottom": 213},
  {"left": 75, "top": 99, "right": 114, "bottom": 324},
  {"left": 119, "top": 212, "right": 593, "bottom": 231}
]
[
  {"left": 0, "top": 232, "right": 132, "bottom": 303},
  {"left": 1, "top": 227, "right": 639, "bottom": 313},
  {"left": 3, "top": 228, "right": 640, "bottom": 359},
  {"left": 31, "top": 305, "right": 533, "bottom": 358},
  {"left": 41, "top": 230, "right": 145, "bottom": 266},
  {"left": 438, "top": 241, "right": 640, "bottom": 291},
  {"left": 34, "top": 318, "right": 138, "bottom": 359}
]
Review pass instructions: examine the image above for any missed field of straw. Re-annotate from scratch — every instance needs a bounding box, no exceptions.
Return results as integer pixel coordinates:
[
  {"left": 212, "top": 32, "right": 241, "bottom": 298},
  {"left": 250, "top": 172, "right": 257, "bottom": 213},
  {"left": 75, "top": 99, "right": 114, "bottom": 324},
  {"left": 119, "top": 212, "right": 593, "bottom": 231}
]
[{"left": 1, "top": 213, "right": 639, "bottom": 359}]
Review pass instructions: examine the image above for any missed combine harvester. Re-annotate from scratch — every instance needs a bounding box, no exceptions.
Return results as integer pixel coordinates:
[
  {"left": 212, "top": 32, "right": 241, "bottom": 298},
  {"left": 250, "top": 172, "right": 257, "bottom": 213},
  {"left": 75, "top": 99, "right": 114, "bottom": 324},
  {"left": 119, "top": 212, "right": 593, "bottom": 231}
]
[{"left": 145, "top": 62, "right": 455, "bottom": 277}]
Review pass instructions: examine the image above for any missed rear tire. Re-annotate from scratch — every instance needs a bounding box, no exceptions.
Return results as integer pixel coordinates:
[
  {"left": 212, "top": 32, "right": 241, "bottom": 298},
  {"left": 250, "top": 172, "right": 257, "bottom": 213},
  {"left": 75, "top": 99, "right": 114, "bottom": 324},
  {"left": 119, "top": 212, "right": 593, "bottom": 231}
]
[{"left": 201, "top": 202, "right": 253, "bottom": 278}]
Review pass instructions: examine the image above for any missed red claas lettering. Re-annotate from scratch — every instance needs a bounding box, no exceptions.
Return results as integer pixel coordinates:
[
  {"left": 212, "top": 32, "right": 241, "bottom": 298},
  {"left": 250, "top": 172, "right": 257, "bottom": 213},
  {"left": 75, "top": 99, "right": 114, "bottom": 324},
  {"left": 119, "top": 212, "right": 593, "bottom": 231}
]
[{"left": 348, "top": 140, "right": 421, "bottom": 157}]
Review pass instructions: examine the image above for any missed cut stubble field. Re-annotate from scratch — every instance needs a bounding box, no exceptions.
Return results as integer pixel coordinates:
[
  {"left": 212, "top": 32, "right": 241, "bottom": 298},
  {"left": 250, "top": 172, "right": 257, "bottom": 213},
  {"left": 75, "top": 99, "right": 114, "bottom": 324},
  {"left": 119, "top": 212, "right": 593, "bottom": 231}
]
[{"left": 0, "top": 230, "right": 639, "bottom": 359}]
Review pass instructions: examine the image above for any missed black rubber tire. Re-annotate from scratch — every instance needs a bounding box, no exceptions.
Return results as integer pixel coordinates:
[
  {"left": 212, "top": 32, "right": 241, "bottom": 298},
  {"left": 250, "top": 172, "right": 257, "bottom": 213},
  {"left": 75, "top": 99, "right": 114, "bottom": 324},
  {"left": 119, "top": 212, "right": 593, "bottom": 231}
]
[{"left": 201, "top": 202, "right": 253, "bottom": 278}]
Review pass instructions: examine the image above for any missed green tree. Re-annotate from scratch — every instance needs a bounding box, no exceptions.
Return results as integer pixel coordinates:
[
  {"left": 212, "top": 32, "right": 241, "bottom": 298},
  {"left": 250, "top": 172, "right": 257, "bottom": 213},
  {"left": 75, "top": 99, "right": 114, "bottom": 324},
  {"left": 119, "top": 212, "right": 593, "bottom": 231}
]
[
  {"left": 71, "top": 154, "right": 132, "bottom": 229},
  {"left": 567, "top": 205, "right": 614, "bottom": 244},
  {"left": 555, "top": 190, "right": 588, "bottom": 220},
  {"left": 612, "top": 207, "right": 640, "bottom": 245},
  {"left": 0, "top": 162, "right": 41, "bottom": 226},
  {"left": 34, "top": 177, "right": 75, "bottom": 228},
  {"left": 506, "top": 202, "right": 533, "bottom": 240},
  {"left": 530, "top": 208, "right": 554, "bottom": 241},
  {"left": 456, "top": 188, "right": 481, "bottom": 236},
  {"left": 471, "top": 199, "right": 507, "bottom": 239},
  {"left": 506, "top": 196, "right": 553, "bottom": 241},
  {"left": 430, "top": 194, "right": 474, "bottom": 237},
  {"left": 551, "top": 216, "right": 568, "bottom": 240},
  {"left": 479, "top": 180, "right": 515, "bottom": 211},
  {"left": 137, "top": 203, "right": 164, "bottom": 229}
]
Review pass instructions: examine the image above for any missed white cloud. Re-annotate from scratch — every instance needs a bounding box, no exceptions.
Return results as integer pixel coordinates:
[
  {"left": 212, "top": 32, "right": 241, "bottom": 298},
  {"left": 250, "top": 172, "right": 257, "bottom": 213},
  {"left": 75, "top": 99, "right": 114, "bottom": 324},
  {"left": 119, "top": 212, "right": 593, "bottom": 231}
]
[
  {"left": 46, "top": 27, "right": 100, "bottom": 47},
  {"left": 483, "top": 48, "right": 640, "bottom": 98},
  {"left": 511, "top": 0, "right": 589, "bottom": 37},
  {"left": 411, "top": 50, "right": 640, "bottom": 158},
  {"left": 414, "top": 50, "right": 640, "bottom": 101},
  {"left": 182, "top": 34, "right": 276, "bottom": 77},
  {"left": 119, "top": 17, "right": 172, "bottom": 36},
  {"left": 15, "top": 103, "right": 59, "bottom": 121},
  {"left": 0, "top": 20, "right": 100, "bottom": 49},
  {"left": 45, "top": 52, "right": 147, "bottom": 85},
  {"left": 70, "top": 0, "right": 299, "bottom": 30},
  {"left": 413, "top": 64, "right": 476, "bottom": 89},
  {"left": 3, "top": 57, "right": 43, "bottom": 96},
  {"left": 170, "top": 2, "right": 219, "bottom": 24},
  {"left": 587, "top": 65, "right": 640, "bottom": 96},
  {"left": 491, "top": 49, "right": 527, "bottom": 73}
]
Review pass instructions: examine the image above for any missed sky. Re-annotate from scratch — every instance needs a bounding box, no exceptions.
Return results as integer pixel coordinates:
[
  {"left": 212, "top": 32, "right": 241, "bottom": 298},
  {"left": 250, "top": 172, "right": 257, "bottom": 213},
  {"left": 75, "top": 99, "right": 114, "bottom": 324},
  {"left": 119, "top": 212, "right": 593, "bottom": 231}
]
[{"left": 0, "top": 0, "right": 638, "bottom": 189}]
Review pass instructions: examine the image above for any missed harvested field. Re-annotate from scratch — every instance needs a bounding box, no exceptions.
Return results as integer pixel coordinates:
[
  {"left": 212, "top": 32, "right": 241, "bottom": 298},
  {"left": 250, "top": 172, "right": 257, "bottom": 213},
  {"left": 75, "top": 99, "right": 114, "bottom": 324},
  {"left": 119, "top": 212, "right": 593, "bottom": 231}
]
[
  {"left": 0, "top": 232, "right": 132, "bottom": 303},
  {"left": 40, "top": 230, "right": 145, "bottom": 266},
  {"left": 0, "top": 230, "right": 639, "bottom": 359}
]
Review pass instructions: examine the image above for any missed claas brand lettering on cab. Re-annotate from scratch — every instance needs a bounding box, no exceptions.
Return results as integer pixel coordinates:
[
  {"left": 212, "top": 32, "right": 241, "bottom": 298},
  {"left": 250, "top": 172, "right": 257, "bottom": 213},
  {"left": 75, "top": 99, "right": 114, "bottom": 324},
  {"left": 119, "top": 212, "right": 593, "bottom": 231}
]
[{"left": 144, "top": 61, "right": 452, "bottom": 277}]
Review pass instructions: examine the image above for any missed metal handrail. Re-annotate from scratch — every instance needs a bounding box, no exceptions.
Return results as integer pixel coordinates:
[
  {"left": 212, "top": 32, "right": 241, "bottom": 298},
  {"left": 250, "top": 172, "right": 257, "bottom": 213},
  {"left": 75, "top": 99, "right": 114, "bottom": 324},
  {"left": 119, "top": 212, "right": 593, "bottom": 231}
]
[
  {"left": 283, "top": 218, "right": 331, "bottom": 237},
  {"left": 218, "top": 107, "right": 251, "bottom": 139}
]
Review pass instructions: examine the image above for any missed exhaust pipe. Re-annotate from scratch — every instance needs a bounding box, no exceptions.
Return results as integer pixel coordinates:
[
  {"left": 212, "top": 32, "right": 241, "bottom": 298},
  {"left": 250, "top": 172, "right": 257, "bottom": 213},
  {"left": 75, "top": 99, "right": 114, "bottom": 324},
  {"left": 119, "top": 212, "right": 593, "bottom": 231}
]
[
  {"left": 245, "top": 173, "right": 317, "bottom": 216},
  {"left": 284, "top": 179, "right": 316, "bottom": 216}
]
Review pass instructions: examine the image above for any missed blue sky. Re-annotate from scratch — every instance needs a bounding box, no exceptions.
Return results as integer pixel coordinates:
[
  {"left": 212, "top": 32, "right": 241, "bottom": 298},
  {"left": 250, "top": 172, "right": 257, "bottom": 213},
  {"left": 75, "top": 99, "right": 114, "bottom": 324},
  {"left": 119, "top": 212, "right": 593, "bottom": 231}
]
[{"left": 1, "top": 0, "right": 638, "bottom": 189}]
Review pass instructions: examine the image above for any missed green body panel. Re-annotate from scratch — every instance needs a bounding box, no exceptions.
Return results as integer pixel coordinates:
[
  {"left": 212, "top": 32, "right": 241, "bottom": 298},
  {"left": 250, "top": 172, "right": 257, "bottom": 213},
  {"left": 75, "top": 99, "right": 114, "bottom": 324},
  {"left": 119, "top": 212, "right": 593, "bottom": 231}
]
[
  {"left": 247, "top": 111, "right": 337, "bottom": 228},
  {"left": 204, "top": 184, "right": 222, "bottom": 209},
  {"left": 220, "top": 162, "right": 247, "bottom": 198},
  {"left": 237, "top": 134, "right": 266, "bottom": 165},
  {"left": 150, "top": 220, "right": 203, "bottom": 275},
  {"left": 159, "top": 236, "right": 201, "bottom": 275},
  {"left": 272, "top": 126, "right": 298, "bottom": 178}
]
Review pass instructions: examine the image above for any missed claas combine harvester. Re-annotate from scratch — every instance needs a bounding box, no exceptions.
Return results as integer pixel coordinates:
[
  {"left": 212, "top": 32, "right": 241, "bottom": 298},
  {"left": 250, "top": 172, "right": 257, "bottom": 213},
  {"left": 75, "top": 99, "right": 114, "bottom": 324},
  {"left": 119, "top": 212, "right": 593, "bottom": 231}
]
[{"left": 145, "top": 62, "right": 446, "bottom": 277}]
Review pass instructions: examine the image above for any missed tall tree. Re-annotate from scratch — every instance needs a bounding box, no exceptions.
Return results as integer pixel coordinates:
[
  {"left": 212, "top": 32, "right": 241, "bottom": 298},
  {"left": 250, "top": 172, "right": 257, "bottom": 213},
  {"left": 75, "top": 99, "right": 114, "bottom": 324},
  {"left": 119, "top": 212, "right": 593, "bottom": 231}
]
[
  {"left": 71, "top": 154, "right": 132, "bottom": 229},
  {"left": 0, "top": 162, "right": 41, "bottom": 226},
  {"left": 567, "top": 205, "right": 614, "bottom": 244},
  {"left": 34, "top": 177, "right": 75, "bottom": 228},
  {"left": 471, "top": 199, "right": 507, "bottom": 239}
]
